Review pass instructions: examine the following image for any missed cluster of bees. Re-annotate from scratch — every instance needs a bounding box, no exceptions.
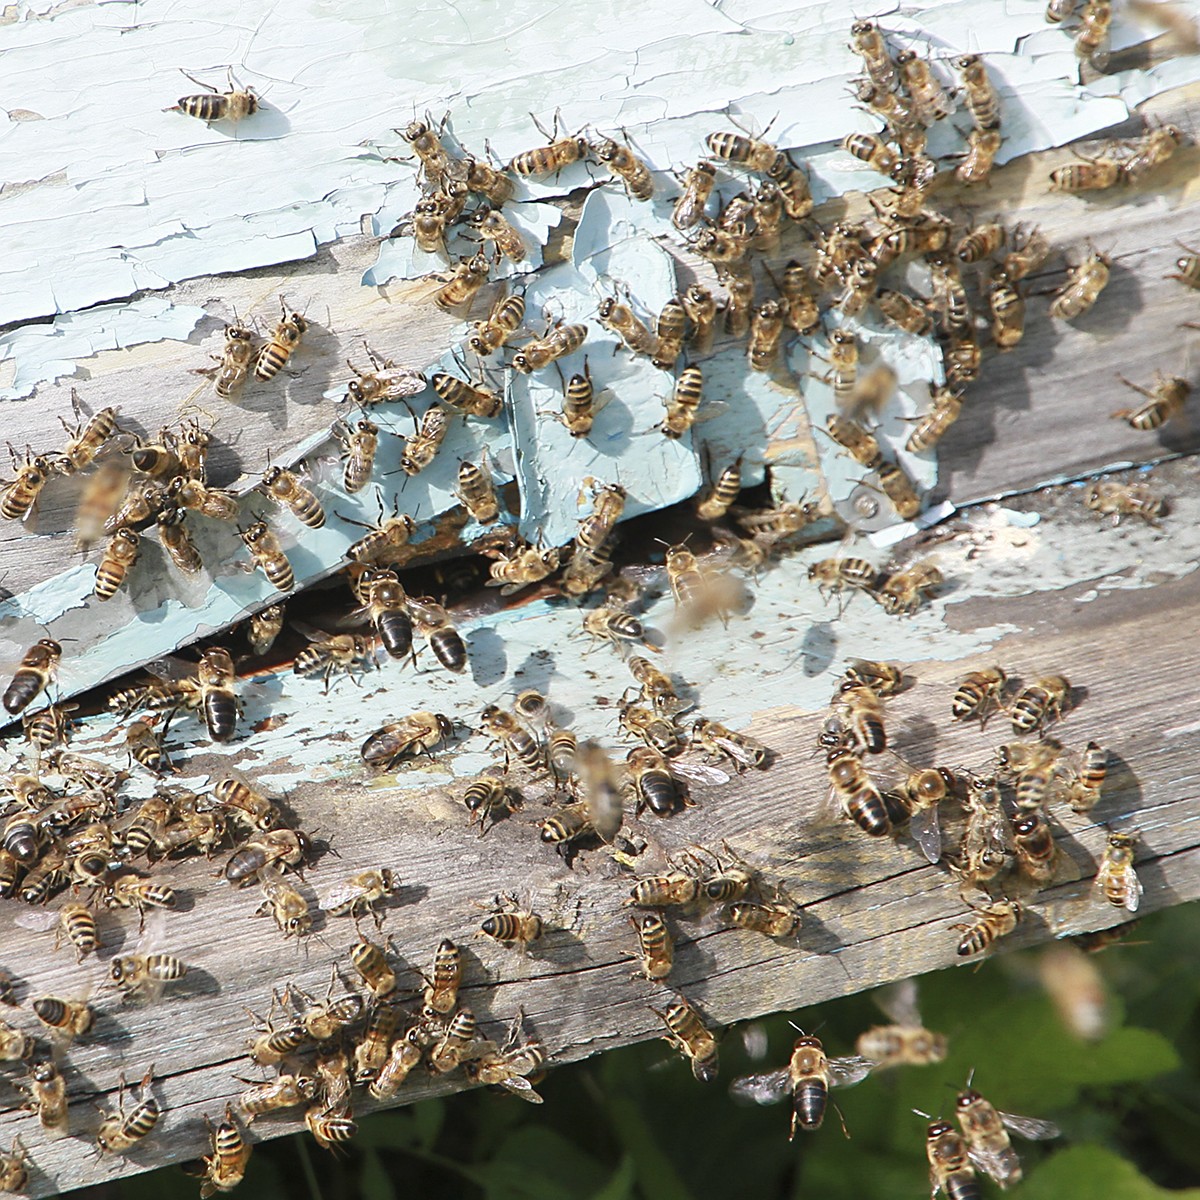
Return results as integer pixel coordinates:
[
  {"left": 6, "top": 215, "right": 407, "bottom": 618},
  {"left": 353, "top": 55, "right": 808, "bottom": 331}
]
[{"left": 0, "top": 7, "right": 1190, "bottom": 1195}]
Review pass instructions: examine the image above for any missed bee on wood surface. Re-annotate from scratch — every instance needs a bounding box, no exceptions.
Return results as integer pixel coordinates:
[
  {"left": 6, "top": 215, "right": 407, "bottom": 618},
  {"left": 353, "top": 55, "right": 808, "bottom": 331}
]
[
  {"left": 695, "top": 458, "right": 742, "bottom": 522},
  {"left": 1075, "top": 0, "right": 1112, "bottom": 66},
  {"left": 304, "top": 1105, "right": 357, "bottom": 1152},
  {"left": 747, "top": 299, "right": 786, "bottom": 372},
  {"left": 1111, "top": 373, "right": 1190, "bottom": 430},
  {"left": 237, "top": 1073, "right": 317, "bottom": 1121},
  {"left": 368, "top": 1034, "right": 423, "bottom": 1100},
  {"left": 56, "top": 902, "right": 100, "bottom": 963},
  {"left": 213, "top": 775, "right": 278, "bottom": 833},
  {"left": 360, "top": 712, "right": 453, "bottom": 770},
  {"left": 434, "top": 251, "right": 491, "bottom": 313},
  {"left": 408, "top": 596, "right": 467, "bottom": 672},
  {"left": 660, "top": 364, "right": 707, "bottom": 439},
  {"left": 19, "top": 1061, "right": 68, "bottom": 1134},
  {"left": 462, "top": 155, "right": 514, "bottom": 204},
  {"left": 421, "top": 937, "right": 462, "bottom": 1018},
  {"left": 840, "top": 659, "right": 905, "bottom": 697},
  {"left": 831, "top": 685, "right": 886, "bottom": 755},
  {"left": 1001, "top": 225, "right": 1051, "bottom": 281},
  {"left": 850, "top": 19, "right": 898, "bottom": 90},
  {"left": 254, "top": 301, "right": 307, "bottom": 382},
  {"left": 954, "top": 782, "right": 1009, "bottom": 889},
  {"left": 343, "top": 348, "right": 426, "bottom": 407},
  {"left": 240, "top": 521, "right": 294, "bottom": 593},
  {"left": 155, "top": 507, "right": 203, "bottom": 575},
  {"left": 626, "top": 870, "right": 701, "bottom": 910},
  {"left": 32, "top": 995, "right": 94, "bottom": 1042},
  {"left": 1095, "top": 831, "right": 1143, "bottom": 911},
  {"left": 0, "top": 1136, "right": 29, "bottom": 1193},
  {"left": 925, "top": 1119, "right": 981, "bottom": 1200},
  {"left": 726, "top": 897, "right": 803, "bottom": 939},
  {"left": 479, "top": 894, "right": 543, "bottom": 949},
  {"left": 128, "top": 429, "right": 182, "bottom": 481},
  {"left": 1064, "top": 740, "right": 1107, "bottom": 813},
  {"left": 508, "top": 112, "right": 588, "bottom": 176},
  {"left": 352, "top": 1002, "right": 403, "bottom": 1081},
  {"left": 1167, "top": 240, "right": 1200, "bottom": 289},
  {"left": 824, "top": 414, "right": 881, "bottom": 469},
  {"left": 955, "top": 897, "right": 1022, "bottom": 957},
  {"left": 223, "top": 829, "right": 310, "bottom": 888},
  {"left": 878, "top": 559, "right": 941, "bottom": 613},
  {"left": 22, "top": 701, "right": 76, "bottom": 755},
  {"left": 293, "top": 630, "right": 375, "bottom": 691},
  {"left": 94, "top": 528, "right": 141, "bottom": 601},
  {"left": 730, "top": 1033, "right": 875, "bottom": 1138},
  {"left": 653, "top": 995, "right": 719, "bottom": 1082},
  {"left": 955, "top": 54, "right": 1000, "bottom": 131},
  {"left": 856, "top": 979, "right": 947, "bottom": 1069},
  {"left": 943, "top": 329, "right": 982, "bottom": 390},
  {"left": 485, "top": 543, "right": 560, "bottom": 596},
  {"left": 817, "top": 328, "right": 859, "bottom": 410},
  {"left": 167, "top": 476, "right": 239, "bottom": 523},
  {"left": 843, "top": 131, "right": 898, "bottom": 175},
  {"left": 766, "top": 150, "right": 813, "bottom": 219},
  {"left": 1083, "top": 479, "right": 1166, "bottom": 526},
  {"left": 592, "top": 133, "right": 655, "bottom": 200},
  {"left": 956, "top": 127, "right": 1003, "bottom": 185},
  {"left": 169, "top": 69, "right": 258, "bottom": 122},
  {"left": 512, "top": 321, "right": 588, "bottom": 374},
  {"left": 574, "top": 480, "right": 626, "bottom": 554},
  {"left": 693, "top": 717, "right": 769, "bottom": 770},
  {"left": 256, "top": 872, "right": 312, "bottom": 938},
  {"left": 470, "top": 291, "right": 526, "bottom": 357},
  {"left": 462, "top": 772, "right": 522, "bottom": 835},
  {"left": 1011, "top": 809, "right": 1066, "bottom": 887},
  {"left": 348, "top": 937, "right": 397, "bottom": 999},
  {"left": 895, "top": 49, "right": 954, "bottom": 125},
  {"left": 110, "top": 952, "right": 188, "bottom": 1002},
  {"left": 986, "top": 269, "right": 1025, "bottom": 350},
  {"left": 203, "top": 323, "right": 258, "bottom": 400},
  {"left": 400, "top": 116, "right": 453, "bottom": 187},
  {"left": 955, "top": 1083, "right": 1060, "bottom": 1190},
  {"left": 951, "top": 667, "right": 1007, "bottom": 724},
  {"left": 342, "top": 499, "right": 416, "bottom": 564},
  {"left": 464, "top": 1024, "right": 547, "bottom": 1102},
  {"left": 673, "top": 161, "right": 717, "bottom": 230},
  {"left": 398, "top": 403, "right": 448, "bottom": 477},
  {"left": 1, "top": 446, "right": 52, "bottom": 523},
  {"left": 96, "top": 1069, "right": 160, "bottom": 1155},
  {"left": 627, "top": 655, "right": 683, "bottom": 716},
  {"left": 581, "top": 602, "right": 657, "bottom": 655},
  {"left": 0, "top": 1018, "right": 33, "bottom": 1063},
  {"left": 197, "top": 1105, "right": 251, "bottom": 1197},
  {"left": 478, "top": 704, "right": 542, "bottom": 773},
  {"left": 455, "top": 456, "right": 501, "bottom": 525},
  {"left": 329, "top": 417, "right": 379, "bottom": 495},
  {"left": 808, "top": 557, "right": 881, "bottom": 603},
  {"left": 625, "top": 747, "right": 692, "bottom": 818},
  {"left": 55, "top": 397, "right": 120, "bottom": 476},
  {"left": 680, "top": 283, "right": 718, "bottom": 353},
  {"left": 621, "top": 702, "right": 686, "bottom": 759},
  {"left": 956, "top": 223, "right": 1006, "bottom": 264},
  {"left": 431, "top": 368, "right": 503, "bottom": 418},
  {"left": 827, "top": 744, "right": 890, "bottom": 837},
  {"left": 1049, "top": 152, "right": 1121, "bottom": 192},
  {"left": 103, "top": 871, "right": 177, "bottom": 919},
  {"left": 905, "top": 387, "right": 963, "bottom": 454},
  {"left": 322, "top": 868, "right": 400, "bottom": 926},
  {"left": 1009, "top": 674, "right": 1070, "bottom": 733},
  {"left": 630, "top": 912, "right": 674, "bottom": 980},
  {"left": 999, "top": 738, "right": 1065, "bottom": 811},
  {"left": 1050, "top": 246, "right": 1111, "bottom": 320},
  {"left": 876, "top": 288, "right": 933, "bottom": 337},
  {"left": 470, "top": 206, "right": 527, "bottom": 262}
]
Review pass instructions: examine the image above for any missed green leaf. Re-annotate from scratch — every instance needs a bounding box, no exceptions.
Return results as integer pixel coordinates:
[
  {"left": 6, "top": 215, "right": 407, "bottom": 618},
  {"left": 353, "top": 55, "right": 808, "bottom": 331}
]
[
  {"left": 412, "top": 1096, "right": 447, "bottom": 1152},
  {"left": 360, "top": 1148, "right": 393, "bottom": 1200},
  {"left": 481, "top": 1125, "right": 609, "bottom": 1200},
  {"left": 1022, "top": 1145, "right": 1200, "bottom": 1200},
  {"left": 588, "top": 1154, "right": 637, "bottom": 1200}
]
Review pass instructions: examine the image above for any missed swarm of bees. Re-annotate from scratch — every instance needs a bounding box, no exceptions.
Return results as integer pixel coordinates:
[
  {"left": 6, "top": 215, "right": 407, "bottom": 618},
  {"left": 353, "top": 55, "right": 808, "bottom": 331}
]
[{"left": 0, "top": 11, "right": 1189, "bottom": 1196}]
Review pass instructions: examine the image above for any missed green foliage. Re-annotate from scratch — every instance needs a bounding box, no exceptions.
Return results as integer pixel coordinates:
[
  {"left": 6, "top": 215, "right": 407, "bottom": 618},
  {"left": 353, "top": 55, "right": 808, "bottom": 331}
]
[{"left": 107, "top": 903, "right": 1200, "bottom": 1200}]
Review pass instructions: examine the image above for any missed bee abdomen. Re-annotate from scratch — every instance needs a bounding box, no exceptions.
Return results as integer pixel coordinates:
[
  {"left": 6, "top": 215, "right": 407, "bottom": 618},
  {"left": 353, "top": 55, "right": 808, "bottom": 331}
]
[{"left": 793, "top": 1079, "right": 828, "bottom": 1131}]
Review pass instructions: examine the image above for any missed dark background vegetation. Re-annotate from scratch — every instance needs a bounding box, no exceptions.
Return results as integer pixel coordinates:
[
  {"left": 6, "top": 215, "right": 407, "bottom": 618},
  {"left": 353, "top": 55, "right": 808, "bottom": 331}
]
[{"left": 88, "top": 902, "right": 1200, "bottom": 1200}]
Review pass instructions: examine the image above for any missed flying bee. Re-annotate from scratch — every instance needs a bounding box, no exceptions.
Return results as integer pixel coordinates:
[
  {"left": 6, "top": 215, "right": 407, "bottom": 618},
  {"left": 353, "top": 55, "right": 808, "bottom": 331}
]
[
  {"left": 855, "top": 979, "right": 947, "bottom": 1069},
  {"left": 680, "top": 283, "right": 718, "bottom": 353},
  {"left": 824, "top": 414, "right": 881, "bottom": 469},
  {"left": 0, "top": 1136, "right": 29, "bottom": 1193},
  {"left": 1083, "top": 479, "right": 1166, "bottom": 526},
  {"left": 951, "top": 667, "right": 1007, "bottom": 724},
  {"left": 485, "top": 542, "right": 560, "bottom": 596},
  {"left": 1111, "top": 373, "right": 1190, "bottom": 430},
  {"left": 479, "top": 894, "right": 543, "bottom": 949},
  {"left": 986, "top": 269, "right": 1025, "bottom": 350},
  {"left": 730, "top": 1033, "right": 875, "bottom": 1138},
  {"left": 110, "top": 952, "right": 188, "bottom": 1002},
  {"left": 360, "top": 712, "right": 453, "bottom": 770},
  {"left": 592, "top": 133, "right": 655, "bottom": 200},
  {"left": 32, "top": 995, "right": 94, "bottom": 1041},
  {"left": 508, "top": 112, "right": 588, "bottom": 176},
  {"left": 223, "top": 829, "right": 310, "bottom": 888},
  {"left": 878, "top": 559, "right": 941, "bottom": 613},
  {"left": 1075, "top": 0, "right": 1113, "bottom": 66},
  {"left": 400, "top": 116, "right": 452, "bottom": 186},
  {"left": 955, "top": 1083, "right": 1060, "bottom": 1189},
  {"left": 512, "top": 321, "right": 588, "bottom": 374},
  {"left": 408, "top": 596, "right": 467, "bottom": 672},
  {"left": 827, "top": 744, "right": 890, "bottom": 837},
  {"left": 955, "top": 126, "right": 1003, "bottom": 186},
  {"left": 103, "top": 477, "right": 167, "bottom": 533},
  {"left": 1009, "top": 674, "right": 1070, "bottom": 733},
  {"left": 1050, "top": 246, "right": 1111, "bottom": 320},
  {"left": 433, "top": 251, "right": 491, "bottom": 313},
  {"left": 1167, "top": 240, "right": 1200, "bottom": 289},
  {"left": 850, "top": 19, "right": 898, "bottom": 90},
  {"left": 94, "top": 528, "right": 141, "bottom": 601},
  {"left": 19, "top": 1061, "right": 68, "bottom": 1134},
  {"left": 660, "top": 364, "right": 706, "bottom": 439},
  {"left": 924, "top": 1119, "right": 981, "bottom": 1200},
  {"left": 905, "top": 387, "right": 963, "bottom": 454},
  {"left": 469, "top": 206, "right": 527, "bottom": 262},
  {"left": 329, "top": 417, "right": 378, "bottom": 495},
  {"left": 256, "top": 872, "right": 313, "bottom": 938},
  {"left": 0, "top": 445, "right": 52, "bottom": 523},
  {"left": 169, "top": 69, "right": 258, "bottom": 122},
  {"left": 240, "top": 521, "right": 294, "bottom": 593},
  {"left": 955, "top": 897, "right": 1022, "bottom": 957},
  {"left": 470, "top": 291, "right": 526, "bottom": 357},
  {"left": 1049, "top": 152, "right": 1121, "bottom": 192},
  {"left": 0, "top": 1016, "right": 32, "bottom": 1062},
  {"left": 673, "top": 160, "right": 717, "bottom": 230},
  {"left": 1095, "top": 831, "right": 1142, "bottom": 912},
  {"left": 747, "top": 300, "right": 786, "bottom": 372}
]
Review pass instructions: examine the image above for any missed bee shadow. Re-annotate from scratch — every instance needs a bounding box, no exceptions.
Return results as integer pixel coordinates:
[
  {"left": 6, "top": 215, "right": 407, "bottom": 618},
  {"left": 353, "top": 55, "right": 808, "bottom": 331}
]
[
  {"left": 466, "top": 625, "right": 508, "bottom": 687},
  {"left": 1092, "top": 747, "right": 1143, "bottom": 819}
]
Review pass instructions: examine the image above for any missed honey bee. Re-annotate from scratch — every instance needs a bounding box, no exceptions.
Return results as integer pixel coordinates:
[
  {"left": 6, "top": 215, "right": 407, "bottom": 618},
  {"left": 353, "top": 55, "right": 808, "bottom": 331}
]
[
  {"left": 592, "top": 134, "right": 655, "bottom": 200},
  {"left": 479, "top": 894, "right": 544, "bottom": 949},
  {"left": 400, "top": 117, "right": 453, "bottom": 186},
  {"left": 950, "top": 779, "right": 1007, "bottom": 891},
  {"left": 252, "top": 300, "right": 306, "bottom": 382},
  {"left": 766, "top": 150, "right": 813, "bottom": 219},
  {"left": 850, "top": 19, "right": 898, "bottom": 90},
  {"left": 169, "top": 69, "right": 258, "bottom": 122},
  {"left": 240, "top": 521, "right": 294, "bottom": 592},
  {"left": 164, "top": 476, "right": 237, "bottom": 525},
  {"left": 345, "top": 936, "right": 395, "bottom": 999},
  {"left": 96, "top": 1069, "right": 160, "bottom": 1154},
  {"left": 702, "top": 127, "right": 775, "bottom": 172},
  {"left": 408, "top": 595, "right": 467, "bottom": 672},
  {"left": 943, "top": 329, "right": 983, "bottom": 390},
  {"left": 0, "top": 1014, "right": 33, "bottom": 1063},
  {"left": 629, "top": 912, "right": 674, "bottom": 980},
  {"left": 596, "top": 296, "right": 656, "bottom": 358},
  {"left": 746, "top": 300, "right": 785, "bottom": 372},
  {"left": 485, "top": 542, "right": 560, "bottom": 596},
  {"left": 0, "top": 445, "right": 52, "bottom": 523},
  {"left": 693, "top": 225, "right": 753, "bottom": 272},
  {"left": 93, "top": 528, "right": 141, "bottom": 601},
  {"left": 1095, "top": 831, "right": 1142, "bottom": 912},
  {"left": 547, "top": 358, "right": 601, "bottom": 437},
  {"left": 32, "top": 995, "right": 94, "bottom": 1042},
  {"left": 512, "top": 320, "right": 587, "bottom": 374},
  {"left": 256, "top": 463, "right": 325, "bottom": 530},
  {"left": 71, "top": 459, "right": 130, "bottom": 550},
  {"left": 833, "top": 683, "right": 888, "bottom": 755},
  {"left": 807, "top": 557, "right": 880, "bottom": 603},
  {"left": 955, "top": 897, "right": 1022, "bottom": 957},
  {"left": 293, "top": 630, "right": 375, "bottom": 691},
  {"left": 433, "top": 251, "right": 491, "bottom": 313},
  {"left": 826, "top": 742, "right": 890, "bottom": 836},
  {"left": 304, "top": 1105, "right": 357, "bottom": 1152},
  {"left": 508, "top": 112, "right": 588, "bottom": 176},
  {"left": 212, "top": 775, "right": 278, "bottom": 834},
  {"left": 0, "top": 1136, "right": 29, "bottom": 1193},
  {"left": 680, "top": 283, "right": 718, "bottom": 354},
  {"left": 764, "top": 260, "right": 818, "bottom": 338},
  {"left": 19, "top": 1061, "right": 68, "bottom": 1134},
  {"left": 223, "top": 829, "right": 310, "bottom": 888},
  {"left": 343, "top": 499, "right": 416, "bottom": 564},
  {"left": 197, "top": 1104, "right": 252, "bottom": 1197},
  {"left": 462, "top": 155, "right": 513, "bottom": 203},
  {"left": 955, "top": 1082, "right": 1060, "bottom": 1189},
  {"left": 951, "top": 667, "right": 1007, "bottom": 724},
  {"left": 855, "top": 979, "right": 947, "bottom": 1069},
  {"left": 673, "top": 161, "right": 717, "bottom": 230},
  {"left": 646, "top": 299, "right": 687, "bottom": 373},
  {"left": 1049, "top": 152, "right": 1121, "bottom": 192},
  {"left": 842, "top": 131, "right": 897, "bottom": 175},
  {"left": 110, "top": 952, "right": 188, "bottom": 1002},
  {"left": 924, "top": 1119, "right": 981, "bottom": 1200},
  {"left": 894, "top": 49, "right": 954, "bottom": 125},
  {"left": 470, "top": 291, "right": 526, "bottom": 357},
  {"left": 469, "top": 206, "right": 527, "bottom": 262},
  {"left": 660, "top": 364, "right": 706, "bottom": 439},
  {"left": 254, "top": 871, "right": 312, "bottom": 939},
  {"left": 1167, "top": 239, "right": 1200, "bottom": 289},
  {"left": 873, "top": 289, "right": 931, "bottom": 338},
  {"left": 731, "top": 1033, "right": 875, "bottom": 1138},
  {"left": 1050, "top": 246, "right": 1111, "bottom": 321},
  {"left": 352, "top": 1003, "right": 403, "bottom": 1082},
  {"left": 328, "top": 417, "right": 378, "bottom": 495},
  {"left": 462, "top": 771, "right": 522, "bottom": 835},
  {"left": 824, "top": 414, "right": 881, "bottom": 469},
  {"left": 1009, "top": 674, "right": 1070, "bottom": 733},
  {"left": 695, "top": 458, "right": 742, "bottom": 522},
  {"left": 621, "top": 701, "right": 687, "bottom": 759},
  {"left": 360, "top": 712, "right": 453, "bottom": 770},
  {"left": 425, "top": 1008, "right": 477, "bottom": 1074},
  {"left": 341, "top": 347, "right": 426, "bottom": 408},
  {"left": 200, "top": 322, "right": 258, "bottom": 400},
  {"left": 2, "top": 812, "right": 41, "bottom": 865},
  {"left": 53, "top": 902, "right": 99, "bottom": 964},
  {"left": 235, "top": 1072, "right": 317, "bottom": 1121},
  {"left": 986, "top": 269, "right": 1025, "bottom": 351},
  {"left": 1075, "top": 0, "right": 1112, "bottom": 65},
  {"left": 622, "top": 747, "right": 687, "bottom": 817},
  {"left": 878, "top": 559, "right": 941, "bottom": 612},
  {"left": 692, "top": 717, "right": 769, "bottom": 770},
  {"left": 1046, "top": 0, "right": 1077, "bottom": 18},
  {"left": 623, "top": 656, "right": 679, "bottom": 717},
  {"left": 477, "top": 703, "right": 542, "bottom": 772},
  {"left": 816, "top": 328, "right": 858, "bottom": 410},
  {"left": 368, "top": 1033, "right": 423, "bottom": 1100},
  {"left": 1001, "top": 225, "right": 1050, "bottom": 281},
  {"left": 408, "top": 192, "right": 452, "bottom": 254},
  {"left": 348, "top": 570, "right": 409, "bottom": 662},
  {"left": 1065, "top": 741, "right": 1107, "bottom": 813},
  {"left": 955, "top": 126, "right": 1003, "bottom": 186},
  {"left": 414, "top": 937, "right": 462, "bottom": 1020},
  {"left": 1111, "top": 373, "right": 1190, "bottom": 430},
  {"left": 430, "top": 368, "right": 502, "bottom": 418},
  {"left": 904, "top": 386, "right": 964, "bottom": 454},
  {"left": 22, "top": 699, "right": 77, "bottom": 758},
  {"left": 954, "top": 223, "right": 1005, "bottom": 265},
  {"left": 650, "top": 994, "right": 720, "bottom": 1082},
  {"left": 726, "top": 896, "right": 803, "bottom": 939},
  {"left": 54, "top": 396, "right": 119, "bottom": 477},
  {"left": 1083, "top": 479, "right": 1166, "bottom": 526},
  {"left": 1010, "top": 809, "right": 1067, "bottom": 887},
  {"left": 102, "top": 871, "right": 177, "bottom": 921}
]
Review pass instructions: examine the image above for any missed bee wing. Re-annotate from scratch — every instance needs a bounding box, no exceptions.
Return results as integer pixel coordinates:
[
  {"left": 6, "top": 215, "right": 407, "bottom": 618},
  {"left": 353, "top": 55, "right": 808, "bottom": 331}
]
[
  {"left": 145, "top": 655, "right": 199, "bottom": 683},
  {"left": 319, "top": 882, "right": 361, "bottom": 914},
  {"left": 965, "top": 1146, "right": 1013, "bottom": 1185},
  {"left": 671, "top": 759, "right": 731, "bottom": 787},
  {"left": 873, "top": 978, "right": 922, "bottom": 1027},
  {"left": 291, "top": 621, "right": 336, "bottom": 645},
  {"left": 827, "top": 1055, "right": 877, "bottom": 1088},
  {"left": 910, "top": 805, "right": 943, "bottom": 864},
  {"left": 1123, "top": 871, "right": 1144, "bottom": 912},
  {"left": 998, "top": 1112, "right": 1061, "bottom": 1141},
  {"left": 729, "top": 1066, "right": 792, "bottom": 1106},
  {"left": 499, "top": 1075, "right": 544, "bottom": 1104},
  {"left": 707, "top": 734, "right": 759, "bottom": 770}
]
